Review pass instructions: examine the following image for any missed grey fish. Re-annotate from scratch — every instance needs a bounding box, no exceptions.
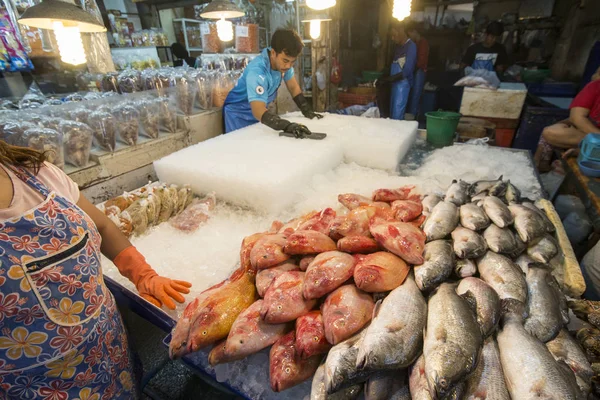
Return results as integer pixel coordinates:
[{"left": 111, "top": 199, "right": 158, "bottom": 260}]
[
  {"left": 547, "top": 329, "right": 594, "bottom": 395},
  {"left": 514, "top": 254, "right": 546, "bottom": 274},
  {"left": 455, "top": 258, "right": 477, "bottom": 278},
  {"left": 445, "top": 180, "right": 470, "bottom": 206},
  {"left": 505, "top": 181, "right": 521, "bottom": 204},
  {"left": 456, "top": 277, "right": 501, "bottom": 338},
  {"left": 483, "top": 224, "right": 516, "bottom": 254},
  {"left": 424, "top": 283, "right": 482, "bottom": 398},
  {"left": 451, "top": 226, "right": 487, "bottom": 259},
  {"left": 422, "top": 194, "right": 443, "bottom": 215},
  {"left": 477, "top": 251, "right": 528, "bottom": 312},
  {"left": 463, "top": 337, "right": 510, "bottom": 400},
  {"left": 547, "top": 276, "right": 570, "bottom": 326},
  {"left": 357, "top": 274, "right": 427, "bottom": 370},
  {"left": 409, "top": 351, "right": 468, "bottom": 400},
  {"left": 414, "top": 240, "right": 455, "bottom": 292},
  {"left": 423, "top": 201, "right": 459, "bottom": 241},
  {"left": 509, "top": 204, "right": 547, "bottom": 243},
  {"left": 312, "top": 362, "right": 362, "bottom": 400},
  {"left": 469, "top": 176, "right": 503, "bottom": 197},
  {"left": 483, "top": 196, "right": 514, "bottom": 228},
  {"left": 497, "top": 313, "right": 580, "bottom": 400},
  {"left": 364, "top": 370, "right": 410, "bottom": 400},
  {"left": 460, "top": 203, "right": 490, "bottom": 231},
  {"left": 523, "top": 201, "right": 556, "bottom": 233},
  {"left": 471, "top": 192, "right": 488, "bottom": 204},
  {"left": 507, "top": 234, "right": 528, "bottom": 259},
  {"left": 488, "top": 180, "right": 508, "bottom": 198},
  {"left": 524, "top": 267, "right": 564, "bottom": 342},
  {"left": 325, "top": 330, "right": 370, "bottom": 394},
  {"left": 528, "top": 234, "right": 559, "bottom": 263}
]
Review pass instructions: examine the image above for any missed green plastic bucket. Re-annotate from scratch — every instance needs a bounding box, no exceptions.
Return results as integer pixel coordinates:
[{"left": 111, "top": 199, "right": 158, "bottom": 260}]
[{"left": 425, "top": 110, "right": 462, "bottom": 147}]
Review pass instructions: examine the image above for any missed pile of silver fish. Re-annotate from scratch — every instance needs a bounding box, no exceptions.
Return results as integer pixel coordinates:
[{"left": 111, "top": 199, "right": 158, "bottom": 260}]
[{"left": 169, "top": 178, "right": 594, "bottom": 400}]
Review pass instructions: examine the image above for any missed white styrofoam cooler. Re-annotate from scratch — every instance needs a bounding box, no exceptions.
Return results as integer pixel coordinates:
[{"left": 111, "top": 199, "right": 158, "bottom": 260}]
[{"left": 460, "top": 82, "right": 528, "bottom": 119}]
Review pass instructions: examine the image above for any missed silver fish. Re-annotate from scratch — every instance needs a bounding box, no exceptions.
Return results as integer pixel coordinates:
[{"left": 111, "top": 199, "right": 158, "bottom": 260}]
[
  {"left": 325, "top": 330, "right": 370, "bottom": 394},
  {"left": 528, "top": 235, "right": 559, "bottom": 263},
  {"left": 514, "top": 254, "right": 546, "bottom": 274},
  {"left": 364, "top": 370, "right": 410, "bottom": 400},
  {"left": 424, "top": 283, "right": 482, "bottom": 398},
  {"left": 451, "top": 227, "right": 487, "bottom": 259},
  {"left": 483, "top": 196, "right": 514, "bottom": 228},
  {"left": 547, "top": 329, "right": 594, "bottom": 396},
  {"left": 507, "top": 234, "right": 528, "bottom": 259},
  {"left": 456, "top": 277, "right": 501, "bottom": 338},
  {"left": 471, "top": 192, "right": 487, "bottom": 204},
  {"left": 505, "top": 181, "right": 521, "bottom": 204},
  {"left": 477, "top": 251, "right": 528, "bottom": 312},
  {"left": 509, "top": 204, "right": 547, "bottom": 243},
  {"left": 523, "top": 202, "right": 556, "bottom": 233},
  {"left": 455, "top": 258, "right": 477, "bottom": 278},
  {"left": 547, "top": 275, "right": 570, "bottom": 325},
  {"left": 423, "top": 201, "right": 459, "bottom": 241},
  {"left": 423, "top": 194, "right": 443, "bottom": 215},
  {"left": 463, "top": 337, "right": 510, "bottom": 400},
  {"left": 311, "top": 362, "right": 362, "bottom": 400},
  {"left": 483, "top": 224, "right": 516, "bottom": 254},
  {"left": 445, "top": 180, "right": 470, "bottom": 206},
  {"left": 469, "top": 176, "right": 503, "bottom": 197},
  {"left": 460, "top": 203, "right": 490, "bottom": 231},
  {"left": 409, "top": 355, "right": 466, "bottom": 400},
  {"left": 414, "top": 240, "right": 455, "bottom": 292},
  {"left": 497, "top": 313, "right": 580, "bottom": 400},
  {"left": 489, "top": 180, "right": 508, "bottom": 198},
  {"left": 524, "top": 267, "right": 564, "bottom": 343},
  {"left": 357, "top": 274, "right": 427, "bottom": 370}
]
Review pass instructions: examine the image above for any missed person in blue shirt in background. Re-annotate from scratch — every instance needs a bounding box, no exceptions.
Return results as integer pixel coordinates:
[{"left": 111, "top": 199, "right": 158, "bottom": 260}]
[
  {"left": 223, "top": 29, "right": 322, "bottom": 136},
  {"left": 376, "top": 21, "right": 417, "bottom": 121}
]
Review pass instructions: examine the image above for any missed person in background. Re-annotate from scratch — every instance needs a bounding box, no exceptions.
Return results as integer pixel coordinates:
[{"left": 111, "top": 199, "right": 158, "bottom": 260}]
[
  {"left": 376, "top": 21, "right": 417, "bottom": 120},
  {"left": 460, "top": 21, "right": 508, "bottom": 75},
  {"left": 534, "top": 67, "right": 600, "bottom": 171},
  {"left": 406, "top": 21, "right": 429, "bottom": 119},
  {"left": 171, "top": 43, "right": 197, "bottom": 68},
  {"left": 223, "top": 29, "right": 322, "bottom": 136},
  {"left": 0, "top": 141, "right": 191, "bottom": 397}
]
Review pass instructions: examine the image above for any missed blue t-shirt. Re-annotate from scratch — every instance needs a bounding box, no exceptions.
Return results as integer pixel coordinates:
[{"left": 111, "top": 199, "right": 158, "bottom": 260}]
[{"left": 225, "top": 48, "right": 295, "bottom": 106}]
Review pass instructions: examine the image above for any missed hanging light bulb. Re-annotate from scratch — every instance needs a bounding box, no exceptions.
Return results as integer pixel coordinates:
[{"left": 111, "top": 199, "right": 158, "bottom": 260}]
[
  {"left": 309, "top": 20, "right": 321, "bottom": 40},
  {"left": 216, "top": 18, "right": 233, "bottom": 41},
  {"left": 393, "top": 0, "right": 412, "bottom": 21},
  {"left": 306, "top": 0, "right": 336, "bottom": 11},
  {"left": 52, "top": 21, "right": 86, "bottom": 65}
]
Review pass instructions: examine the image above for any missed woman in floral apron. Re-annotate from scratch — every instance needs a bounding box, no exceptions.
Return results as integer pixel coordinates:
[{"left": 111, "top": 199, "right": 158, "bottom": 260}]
[{"left": 0, "top": 142, "right": 192, "bottom": 399}]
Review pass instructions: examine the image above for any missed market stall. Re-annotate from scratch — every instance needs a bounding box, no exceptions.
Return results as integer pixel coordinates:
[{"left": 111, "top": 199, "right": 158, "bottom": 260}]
[{"left": 97, "top": 113, "right": 588, "bottom": 399}]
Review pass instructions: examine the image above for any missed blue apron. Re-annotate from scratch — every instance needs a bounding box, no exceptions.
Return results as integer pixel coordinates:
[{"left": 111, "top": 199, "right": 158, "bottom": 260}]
[
  {"left": 0, "top": 165, "right": 138, "bottom": 399},
  {"left": 390, "top": 58, "right": 411, "bottom": 121}
]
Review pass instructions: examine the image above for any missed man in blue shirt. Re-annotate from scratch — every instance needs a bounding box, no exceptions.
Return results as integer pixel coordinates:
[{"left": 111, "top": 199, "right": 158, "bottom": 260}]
[
  {"left": 223, "top": 29, "right": 322, "bottom": 136},
  {"left": 376, "top": 22, "right": 417, "bottom": 120}
]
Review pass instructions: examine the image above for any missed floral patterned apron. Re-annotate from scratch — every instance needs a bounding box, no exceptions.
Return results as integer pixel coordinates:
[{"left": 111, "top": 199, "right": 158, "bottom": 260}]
[{"left": 0, "top": 166, "right": 138, "bottom": 399}]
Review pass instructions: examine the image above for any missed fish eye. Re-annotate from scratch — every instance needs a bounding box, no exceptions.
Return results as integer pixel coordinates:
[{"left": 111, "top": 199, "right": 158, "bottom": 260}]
[
  {"left": 314, "top": 280, "right": 319, "bottom": 285},
  {"left": 285, "top": 367, "right": 291, "bottom": 374},
  {"left": 277, "top": 305, "right": 282, "bottom": 310},
  {"left": 202, "top": 331, "right": 207, "bottom": 336},
  {"left": 313, "top": 336, "right": 319, "bottom": 342},
  {"left": 439, "top": 378, "right": 448, "bottom": 389}
]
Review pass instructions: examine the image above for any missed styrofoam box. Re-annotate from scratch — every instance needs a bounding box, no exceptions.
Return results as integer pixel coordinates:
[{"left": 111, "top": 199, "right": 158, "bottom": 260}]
[{"left": 154, "top": 113, "right": 418, "bottom": 213}]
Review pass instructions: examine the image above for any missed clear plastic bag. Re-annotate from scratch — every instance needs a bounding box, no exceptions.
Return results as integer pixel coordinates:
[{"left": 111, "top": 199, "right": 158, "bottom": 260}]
[
  {"left": 39, "top": 117, "right": 64, "bottom": 132},
  {"left": 101, "top": 72, "right": 119, "bottom": 93},
  {"left": 19, "top": 82, "right": 46, "bottom": 109},
  {"left": 155, "top": 69, "right": 173, "bottom": 97},
  {"left": 0, "top": 120, "right": 37, "bottom": 145},
  {"left": 201, "top": 23, "right": 221, "bottom": 53},
  {"left": 23, "top": 127, "right": 64, "bottom": 169},
  {"left": 60, "top": 120, "right": 93, "bottom": 167},
  {"left": 212, "top": 72, "right": 235, "bottom": 108},
  {"left": 117, "top": 69, "right": 143, "bottom": 93},
  {"left": 63, "top": 93, "right": 84, "bottom": 103},
  {"left": 154, "top": 97, "right": 177, "bottom": 133},
  {"left": 195, "top": 71, "right": 214, "bottom": 110},
  {"left": 138, "top": 99, "right": 160, "bottom": 139},
  {"left": 235, "top": 24, "right": 259, "bottom": 53},
  {"left": 172, "top": 72, "right": 196, "bottom": 115},
  {"left": 112, "top": 104, "right": 140, "bottom": 146},
  {"left": 69, "top": 107, "right": 90, "bottom": 125},
  {"left": 88, "top": 111, "right": 117, "bottom": 152}
]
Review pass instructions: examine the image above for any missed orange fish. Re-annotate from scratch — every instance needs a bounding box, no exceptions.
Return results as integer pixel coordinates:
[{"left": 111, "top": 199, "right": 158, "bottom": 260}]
[
  {"left": 270, "top": 331, "right": 322, "bottom": 392},
  {"left": 391, "top": 200, "right": 423, "bottom": 222},
  {"left": 354, "top": 251, "right": 410, "bottom": 292},
  {"left": 337, "top": 236, "right": 380, "bottom": 254},
  {"left": 372, "top": 186, "right": 421, "bottom": 203},
  {"left": 283, "top": 231, "right": 337, "bottom": 255},
  {"left": 250, "top": 233, "right": 290, "bottom": 270},
  {"left": 370, "top": 221, "right": 425, "bottom": 265},
  {"left": 298, "top": 208, "right": 337, "bottom": 235}
]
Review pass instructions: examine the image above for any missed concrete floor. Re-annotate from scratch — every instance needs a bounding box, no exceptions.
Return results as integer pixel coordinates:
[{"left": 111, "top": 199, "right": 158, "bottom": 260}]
[{"left": 117, "top": 302, "right": 242, "bottom": 400}]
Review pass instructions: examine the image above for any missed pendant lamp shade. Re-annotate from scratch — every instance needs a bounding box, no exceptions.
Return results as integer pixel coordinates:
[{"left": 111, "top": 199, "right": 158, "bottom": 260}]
[
  {"left": 18, "top": 0, "right": 106, "bottom": 32},
  {"left": 200, "top": 0, "right": 245, "bottom": 19}
]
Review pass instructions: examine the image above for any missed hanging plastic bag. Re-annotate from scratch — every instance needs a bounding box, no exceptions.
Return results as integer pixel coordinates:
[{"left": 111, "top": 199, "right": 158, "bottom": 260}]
[{"left": 331, "top": 57, "right": 342, "bottom": 85}]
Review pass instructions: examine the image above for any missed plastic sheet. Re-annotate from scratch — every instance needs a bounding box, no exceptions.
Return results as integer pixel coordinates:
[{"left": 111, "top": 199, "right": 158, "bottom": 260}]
[
  {"left": 59, "top": 120, "right": 93, "bottom": 167},
  {"left": 88, "top": 110, "right": 117, "bottom": 152},
  {"left": 23, "top": 127, "right": 64, "bottom": 169},
  {"left": 455, "top": 67, "right": 501, "bottom": 90}
]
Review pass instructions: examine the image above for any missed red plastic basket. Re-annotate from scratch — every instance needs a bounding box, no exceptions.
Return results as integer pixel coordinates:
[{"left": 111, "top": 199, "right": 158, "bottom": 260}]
[{"left": 338, "top": 92, "right": 376, "bottom": 108}]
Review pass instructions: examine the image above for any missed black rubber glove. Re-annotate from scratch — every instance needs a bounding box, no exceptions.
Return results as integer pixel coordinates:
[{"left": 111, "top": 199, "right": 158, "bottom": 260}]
[
  {"left": 294, "top": 94, "right": 323, "bottom": 120},
  {"left": 284, "top": 123, "right": 312, "bottom": 139},
  {"left": 261, "top": 110, "right": 293, "bottom": 131},
  {"left": 375, "top": 73, "right": 404, "bottom": 87}
]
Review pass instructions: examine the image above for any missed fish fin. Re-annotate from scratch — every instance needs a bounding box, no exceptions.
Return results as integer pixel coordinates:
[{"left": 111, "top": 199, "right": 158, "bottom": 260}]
[
  {"left": 372, "top": 299, "right": 383, "bottom": 320},
  {"left": 459, "top": 289, "right": 479, "bottom": 315},
  {"left": 500, "top": 301, "right": 527, "bottom": 324}
]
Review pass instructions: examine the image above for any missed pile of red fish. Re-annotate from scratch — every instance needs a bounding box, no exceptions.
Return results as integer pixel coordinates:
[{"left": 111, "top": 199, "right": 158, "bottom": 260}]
[{"left": 168, "top": 186, "right": 426, "bottom": 393}]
